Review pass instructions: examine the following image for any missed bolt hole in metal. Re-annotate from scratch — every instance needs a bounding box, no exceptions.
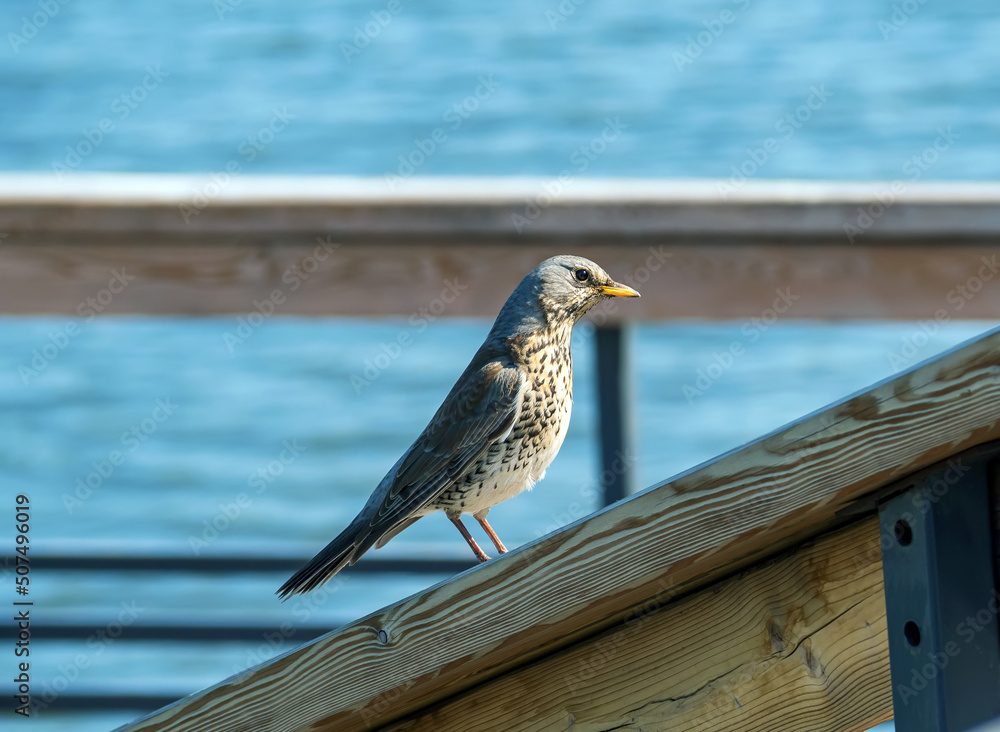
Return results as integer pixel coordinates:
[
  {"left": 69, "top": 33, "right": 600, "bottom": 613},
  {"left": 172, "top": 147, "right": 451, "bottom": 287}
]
[
  {"left": 894, "top": 519, "right": 913, "bottom": 546},
  {"left": 904, "top": 621, "right": 921, "bottom": 647},
  {"left": 897, "top": 519, "right": 920, "bottom": 647}
]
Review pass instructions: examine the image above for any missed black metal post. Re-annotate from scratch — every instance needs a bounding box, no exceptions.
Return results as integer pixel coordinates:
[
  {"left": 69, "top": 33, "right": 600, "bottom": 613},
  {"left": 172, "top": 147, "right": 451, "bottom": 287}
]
[
  {"left": 879, "top": 445, "right": 1000, "bottom": 731},
  {"left": 595, "top": 324, "right": 635, "bottom": 506}
]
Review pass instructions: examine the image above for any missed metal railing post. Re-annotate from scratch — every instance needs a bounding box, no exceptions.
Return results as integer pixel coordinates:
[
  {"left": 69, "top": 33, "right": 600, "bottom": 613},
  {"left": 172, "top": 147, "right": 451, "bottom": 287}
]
[
  {"left": 595, "top": 324, "right": 636, "bottom": 506},
  {"left": 879, "top": 445, "right": 1000, "bottom": 731}
]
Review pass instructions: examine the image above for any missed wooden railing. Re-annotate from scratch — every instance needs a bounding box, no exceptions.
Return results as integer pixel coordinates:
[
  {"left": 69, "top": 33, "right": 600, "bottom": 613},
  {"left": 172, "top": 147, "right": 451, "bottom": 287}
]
[
  {"left": 4, "top": 175, "right": 1000, "bottom": 727},
  {"left": 2, "top": 175, "right": 1000, "bottom": 319},
  {"left": 115, "top": 323, "right": 1000, "bottom": 732}
]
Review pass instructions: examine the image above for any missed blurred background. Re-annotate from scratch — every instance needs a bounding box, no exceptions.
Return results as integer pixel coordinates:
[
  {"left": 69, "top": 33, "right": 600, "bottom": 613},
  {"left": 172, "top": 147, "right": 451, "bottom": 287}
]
[{"left": 2, "top": 0, "right": 999, "bottom": 729}]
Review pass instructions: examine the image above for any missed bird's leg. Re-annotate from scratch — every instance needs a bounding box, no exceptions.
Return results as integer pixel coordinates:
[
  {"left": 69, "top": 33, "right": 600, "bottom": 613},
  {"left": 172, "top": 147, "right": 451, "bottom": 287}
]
[
  {"left": 474, "top": 511, "right": 508, "bottom": 554},
  {"left": 448, "top": 515, "right": 491, "bottom": 563}
]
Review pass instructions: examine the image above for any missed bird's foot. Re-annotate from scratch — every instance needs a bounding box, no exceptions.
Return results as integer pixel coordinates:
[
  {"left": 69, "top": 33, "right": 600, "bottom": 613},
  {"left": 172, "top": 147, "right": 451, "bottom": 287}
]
[
  {"left": 450, "top": 515, "right": 493, "bottom": 564},
  {"left": 476, "top": 516, "right": 508, "bottom": 554}
]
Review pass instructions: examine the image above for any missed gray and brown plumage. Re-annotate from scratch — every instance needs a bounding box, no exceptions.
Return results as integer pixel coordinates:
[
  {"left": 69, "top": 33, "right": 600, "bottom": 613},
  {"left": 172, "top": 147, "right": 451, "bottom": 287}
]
[{"left": 277, "top": 255, "right": 639, "bottom": 598}]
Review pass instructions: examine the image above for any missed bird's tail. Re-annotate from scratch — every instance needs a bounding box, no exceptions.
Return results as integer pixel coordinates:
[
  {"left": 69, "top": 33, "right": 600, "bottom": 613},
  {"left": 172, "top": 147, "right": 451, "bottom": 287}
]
[{"left": 277, "top": 524, "right": 361, "bottom": 600}]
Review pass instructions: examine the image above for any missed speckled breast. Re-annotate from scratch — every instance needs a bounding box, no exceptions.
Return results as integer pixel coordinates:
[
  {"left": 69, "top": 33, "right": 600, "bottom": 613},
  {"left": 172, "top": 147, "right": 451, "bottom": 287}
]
[{"left": 434, "top": 333, "right": 575, "bottom": 515}]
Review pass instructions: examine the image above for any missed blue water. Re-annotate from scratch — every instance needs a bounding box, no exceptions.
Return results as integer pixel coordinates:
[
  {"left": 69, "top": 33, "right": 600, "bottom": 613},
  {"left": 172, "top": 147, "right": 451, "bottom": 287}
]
[
  {"left": 2, "top": 0, "right": 999, "bottom": 179},
  {"left": 3, "top": 0, "right": 1000, "bottom": 728}
]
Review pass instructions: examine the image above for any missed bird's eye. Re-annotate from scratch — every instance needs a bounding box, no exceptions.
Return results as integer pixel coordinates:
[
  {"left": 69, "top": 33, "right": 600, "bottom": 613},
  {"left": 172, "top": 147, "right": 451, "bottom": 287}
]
[{"left": 574, "top": 268, "right": 590, "bottom": 283}]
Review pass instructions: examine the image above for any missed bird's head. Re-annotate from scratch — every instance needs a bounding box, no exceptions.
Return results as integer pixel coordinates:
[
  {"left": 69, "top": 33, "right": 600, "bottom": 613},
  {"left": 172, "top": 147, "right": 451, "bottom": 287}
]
[{"left": 496, "top": 255, "right": 640, "bottom": 335}]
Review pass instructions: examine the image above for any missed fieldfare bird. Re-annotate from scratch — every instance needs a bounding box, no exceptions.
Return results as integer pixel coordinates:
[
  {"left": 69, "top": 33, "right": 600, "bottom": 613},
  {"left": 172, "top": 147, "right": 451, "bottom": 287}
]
[{"left": 278, "top": 255, "right": 639, "bottom": 598}]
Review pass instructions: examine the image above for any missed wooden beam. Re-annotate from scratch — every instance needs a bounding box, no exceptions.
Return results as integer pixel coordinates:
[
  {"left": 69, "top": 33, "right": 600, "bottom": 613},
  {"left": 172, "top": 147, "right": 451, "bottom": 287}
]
[
  {"left": 117, "top": 327, "right": 1000, "bottom": 732},
  {"left": 3, "top": 175, "right": 1000, "bottom": 318},
  {"left": 381, "top": 518, "right": 892, "bottom": 732},
  {"left": 4, "top": 175, "right": 1000, "bottom": 235}
]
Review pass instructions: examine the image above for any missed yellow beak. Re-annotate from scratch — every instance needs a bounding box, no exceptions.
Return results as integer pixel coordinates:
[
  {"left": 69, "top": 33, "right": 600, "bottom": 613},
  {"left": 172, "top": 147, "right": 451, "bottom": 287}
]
[{"left": 599, "top": 282, "right": 641, "bottom": 298}]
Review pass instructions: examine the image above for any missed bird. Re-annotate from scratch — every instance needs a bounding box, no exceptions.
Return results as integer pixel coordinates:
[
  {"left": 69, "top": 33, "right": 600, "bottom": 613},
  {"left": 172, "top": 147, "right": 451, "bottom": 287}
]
[{"left": 277, "top": 255, "right": 639, "bottom": 598}]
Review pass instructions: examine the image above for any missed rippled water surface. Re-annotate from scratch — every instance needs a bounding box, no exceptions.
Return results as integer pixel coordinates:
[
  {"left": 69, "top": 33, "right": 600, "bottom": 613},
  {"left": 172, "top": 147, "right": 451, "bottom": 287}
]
[{"left": 2, "top": 0, "right": 998, "bottom": 728}]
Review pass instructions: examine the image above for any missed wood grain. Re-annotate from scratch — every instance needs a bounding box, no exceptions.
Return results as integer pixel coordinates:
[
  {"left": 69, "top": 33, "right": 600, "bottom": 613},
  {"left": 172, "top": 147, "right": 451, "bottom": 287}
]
[
  {"left": 3, "top": 175, "right": 1000, "bottom": 318},
  {"left": 2, "top": 241, "right": 1000, "bottom": 319},
  {"left": 382, "top": 518, "right": 892, "bottom": 732},
  {"left": 116, "top": 327, "right": 1000, "bottom": 732}
]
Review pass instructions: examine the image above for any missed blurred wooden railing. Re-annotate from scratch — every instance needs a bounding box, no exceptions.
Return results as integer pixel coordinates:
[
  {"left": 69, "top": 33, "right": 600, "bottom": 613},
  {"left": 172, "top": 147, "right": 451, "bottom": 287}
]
[{"left": 1, "top": 175, "right": 999, "bottom": 318}]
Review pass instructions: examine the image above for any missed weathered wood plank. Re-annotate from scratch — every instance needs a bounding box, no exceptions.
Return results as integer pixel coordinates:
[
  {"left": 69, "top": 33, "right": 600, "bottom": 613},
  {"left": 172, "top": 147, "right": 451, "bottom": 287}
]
[
  {"left": 2, "top": 241, "right": 999, "bottom": 319},
  {"left": 116, "top": 327, "right": 1000, "bottom": 732},
  {"left": 382, "top": 518, "right": 891, "bottom": 732},
  {"left": 2, "top": 175, "right": 1000, "bottom": 317}
]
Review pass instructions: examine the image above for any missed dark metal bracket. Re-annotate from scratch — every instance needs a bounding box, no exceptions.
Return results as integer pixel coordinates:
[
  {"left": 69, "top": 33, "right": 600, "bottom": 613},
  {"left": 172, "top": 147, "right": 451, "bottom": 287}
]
[{"left": 879, "top": 442, "right": 1000, "bottom": 731}]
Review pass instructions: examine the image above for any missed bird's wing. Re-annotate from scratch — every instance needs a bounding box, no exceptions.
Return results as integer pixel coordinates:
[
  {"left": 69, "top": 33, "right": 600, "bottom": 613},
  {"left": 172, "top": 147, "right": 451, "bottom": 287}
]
[
  {"left": 277, "top": 360, "right": 525, "bottom": 599},
  {"left": 365, "top": 361, "right": 526, "bottom": 536}
]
